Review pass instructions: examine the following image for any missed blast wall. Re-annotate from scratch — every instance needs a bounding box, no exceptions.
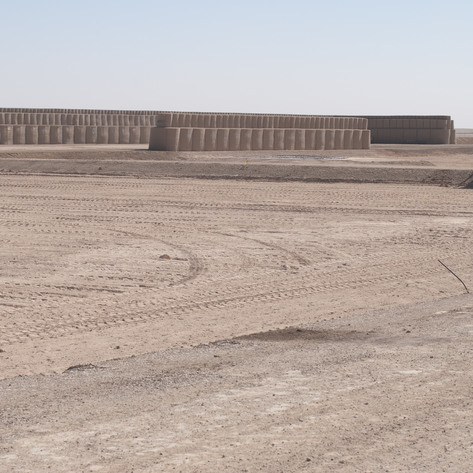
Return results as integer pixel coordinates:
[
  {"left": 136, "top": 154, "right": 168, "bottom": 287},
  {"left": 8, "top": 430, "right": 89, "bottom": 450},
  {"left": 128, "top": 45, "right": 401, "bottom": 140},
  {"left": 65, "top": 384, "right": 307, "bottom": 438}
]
[
  {"left": 364, "top": 116, "right": 455, "bottom": 144},
  {"left": 0, "top": 109, "right": 370, "bottom": 149},
  {"left": 0, "top": 108, "right": 160, "bottom": 145},
  {"left": 149, "top": 112, "right": 370, "bottom": 151},
  {"left": 0, "top": 109, "right": 457, "bottom": 147},
  {"left": 149, "top": 127, "right": 370, "bottom": 151}
]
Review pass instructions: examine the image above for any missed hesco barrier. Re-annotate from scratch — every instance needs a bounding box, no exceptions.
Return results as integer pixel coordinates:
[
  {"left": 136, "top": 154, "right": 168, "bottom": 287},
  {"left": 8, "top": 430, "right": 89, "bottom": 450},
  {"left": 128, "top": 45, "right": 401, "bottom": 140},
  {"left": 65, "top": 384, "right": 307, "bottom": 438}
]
[
  {"left": 148, "top": 112, "right": 370, "bottom": 151},
  {"left": 363, "top": 116, "right": 455, "bottom": 144},
  {"left": 0, "top": 124, "right": 152, "bottom": 145},
  {"left": 0, "top": 109, "right": 457, "bottom": 146},
  {"left": 149, "top": 127, "right": 370, "bottom": 151},
  {"left": 0, "top": 109, "right": 370, "bottom": 149},
  {"left": 0, "top": 109, "right": 162, "bottom": 145}
]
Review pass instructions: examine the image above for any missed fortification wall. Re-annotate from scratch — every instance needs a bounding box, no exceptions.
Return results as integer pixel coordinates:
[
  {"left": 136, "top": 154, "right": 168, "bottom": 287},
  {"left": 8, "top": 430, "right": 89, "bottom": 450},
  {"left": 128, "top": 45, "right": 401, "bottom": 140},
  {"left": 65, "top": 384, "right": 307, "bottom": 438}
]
[
  {"left": 149, "top": 112, "right": 370, "bottom": 151},
  {"left": 0, "top": 109, "right": 457, "bottom": 147},
  {"left": 0, "top": 109, "right": 159, "bottom": 145},
  {"left": 153, "top": 112, "right": 368, "bottom": 130},
  {"left": 364, "top": 116, "right": 455, "bottom": 144},
  {"left": 149, "top": 127, "right": 370, "bottom": 151},
  {"left": 0, "top": 109, "right": 370, "bottom": 149},
  {"left": 0, "top": 125, "right": 151, "bottom": 145}
]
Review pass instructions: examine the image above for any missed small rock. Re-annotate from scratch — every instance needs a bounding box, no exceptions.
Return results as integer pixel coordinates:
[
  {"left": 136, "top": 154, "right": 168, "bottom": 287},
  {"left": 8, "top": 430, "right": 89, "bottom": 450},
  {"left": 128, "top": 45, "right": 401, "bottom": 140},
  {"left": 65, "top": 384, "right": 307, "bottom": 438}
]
[{"left": 159, "top": 254, "right": 171, "bottom": 260}]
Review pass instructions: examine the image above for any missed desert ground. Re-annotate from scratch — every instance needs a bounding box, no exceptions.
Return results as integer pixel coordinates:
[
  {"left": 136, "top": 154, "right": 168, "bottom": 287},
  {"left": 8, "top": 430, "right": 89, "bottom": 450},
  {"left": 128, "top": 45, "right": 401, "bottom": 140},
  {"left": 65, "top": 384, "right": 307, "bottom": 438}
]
[
  {"left": 456, "top": 129, "right": 473, "bottom": 144},
  {"left": 1, "top": 144, "right": 473, "bottom": 472}
]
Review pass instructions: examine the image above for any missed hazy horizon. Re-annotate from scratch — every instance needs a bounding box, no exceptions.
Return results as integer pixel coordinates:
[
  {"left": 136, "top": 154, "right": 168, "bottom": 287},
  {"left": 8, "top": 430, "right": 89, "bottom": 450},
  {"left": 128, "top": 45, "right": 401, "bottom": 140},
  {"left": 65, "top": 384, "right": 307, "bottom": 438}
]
[{"left": 3, "top": 0, "right": 472, "bottom": 127}]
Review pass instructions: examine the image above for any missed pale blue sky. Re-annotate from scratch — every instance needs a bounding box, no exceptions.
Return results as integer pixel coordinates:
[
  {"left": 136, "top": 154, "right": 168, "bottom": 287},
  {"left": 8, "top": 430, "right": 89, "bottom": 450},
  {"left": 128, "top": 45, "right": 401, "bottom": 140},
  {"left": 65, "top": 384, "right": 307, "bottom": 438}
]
[{"left": 3, "top": 0, "right": 472, "bottom": 126}]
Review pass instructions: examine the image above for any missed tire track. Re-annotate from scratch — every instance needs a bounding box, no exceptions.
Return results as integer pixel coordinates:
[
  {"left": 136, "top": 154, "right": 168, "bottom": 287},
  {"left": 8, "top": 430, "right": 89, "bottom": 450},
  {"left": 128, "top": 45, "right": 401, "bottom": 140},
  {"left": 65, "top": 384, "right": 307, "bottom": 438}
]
[{"left": 1, "top": 176, "right": 473, "bottom": 347}]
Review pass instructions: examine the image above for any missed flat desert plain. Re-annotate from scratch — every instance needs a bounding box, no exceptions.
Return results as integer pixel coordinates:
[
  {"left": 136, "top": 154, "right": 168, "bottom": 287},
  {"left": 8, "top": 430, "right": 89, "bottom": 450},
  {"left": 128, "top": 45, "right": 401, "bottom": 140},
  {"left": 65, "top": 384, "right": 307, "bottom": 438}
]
[{"left": 1, "top": 144, "right": 473, "bottom": 472}]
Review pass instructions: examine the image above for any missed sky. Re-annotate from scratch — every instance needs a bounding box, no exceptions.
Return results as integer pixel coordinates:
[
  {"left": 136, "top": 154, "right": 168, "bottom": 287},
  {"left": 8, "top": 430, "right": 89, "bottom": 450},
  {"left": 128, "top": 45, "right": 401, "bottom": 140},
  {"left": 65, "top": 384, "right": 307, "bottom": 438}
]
[{"left": 2, "top": 0, "right": 472, "bottom": 126}]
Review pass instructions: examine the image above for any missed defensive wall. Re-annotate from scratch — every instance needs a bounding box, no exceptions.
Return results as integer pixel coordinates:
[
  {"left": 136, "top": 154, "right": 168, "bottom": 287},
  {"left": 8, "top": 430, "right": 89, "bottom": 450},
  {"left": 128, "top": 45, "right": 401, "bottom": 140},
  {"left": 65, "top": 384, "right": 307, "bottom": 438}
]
[
  {"left": 0, "top": 109, "right": 370, "bottom": 150},
  {"left": 363, "top": 116, "right": 455, "bottom": 144},
  {"left": 0, "top": 109, "right": 158, "bottom": 145},
  {"left": 0, "top": 109, "right": 457, "bottom": 147},
  {"left": 148, "top": 112, "right": 370, "bottom": 151}
]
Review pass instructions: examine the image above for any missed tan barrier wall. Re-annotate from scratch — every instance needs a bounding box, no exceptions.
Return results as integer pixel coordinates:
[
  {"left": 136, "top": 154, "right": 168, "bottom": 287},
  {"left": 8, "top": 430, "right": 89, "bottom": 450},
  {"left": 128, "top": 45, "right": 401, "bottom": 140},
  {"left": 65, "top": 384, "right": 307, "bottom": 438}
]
[
  {"left": 26, "top": 126, "right": 38, "bottom": 144},
  {"left": 0, "top": 125, "right": 13, "bottom": 145},
  {"left": 1, "top": 125, "right": 150, "bottom": 145},
  {"left": 62, "top": 126, "right": 74, "bottom": 144},
  {"left": 149, "top": 112, "right": 370, "bottom": 151},
  {"left": 1, "top": 109, "right": 455, "bottom": 146},
  {"left": 149, "top": 128, "right": 371, "bottom": 151},
  {"left": 0, "top": 109, "right": 370, "bottom": 147},
  {"left": 364, "top": 116, "right": 455, "bottom": 144},
  {"left": 50, "top": 126, "right": 62, "bottom": 144},
  {"left": 13, "top": 126, "right": 26, "bottom": 144},
  {"left": 157, "top": 112, "right": 368, "bottom": 130}
]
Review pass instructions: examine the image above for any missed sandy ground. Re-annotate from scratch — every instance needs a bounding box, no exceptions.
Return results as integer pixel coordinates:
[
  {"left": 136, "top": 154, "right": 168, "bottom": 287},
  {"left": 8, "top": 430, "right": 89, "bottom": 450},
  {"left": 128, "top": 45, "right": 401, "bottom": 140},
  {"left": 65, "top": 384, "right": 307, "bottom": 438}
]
[
  {"left": 456, "top": 129, "right": 473, "bottom": 144},
  {"left": 1, "top": 145, "right": 473, "bottom": 472}
]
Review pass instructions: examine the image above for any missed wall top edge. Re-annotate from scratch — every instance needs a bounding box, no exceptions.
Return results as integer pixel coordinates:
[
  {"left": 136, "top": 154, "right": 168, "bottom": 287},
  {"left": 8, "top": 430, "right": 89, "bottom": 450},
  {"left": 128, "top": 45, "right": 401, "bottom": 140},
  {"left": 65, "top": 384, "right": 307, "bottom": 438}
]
[
  {"left": 0, "top": 108, "right": 367, "bottom": 119},
  {"left": 362, "top": 115, "right": 452, "bottom": 120},
  {"left": 0, "top": 109, "right": 452, "bottom": 121}
]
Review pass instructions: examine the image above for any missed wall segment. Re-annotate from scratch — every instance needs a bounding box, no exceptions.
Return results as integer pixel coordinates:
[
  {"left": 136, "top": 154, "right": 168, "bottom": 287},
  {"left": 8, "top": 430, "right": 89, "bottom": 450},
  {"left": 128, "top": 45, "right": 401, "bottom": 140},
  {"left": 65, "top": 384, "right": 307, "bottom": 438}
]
[
  {"left": 148, "top": 112, "right": 370, "bottom": 151},
  {"left": 0, "top": 109, "right": 456, "bottom": 147},
  {"left": 363, "top": 116, "right": 455, "bottom": 144}
]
